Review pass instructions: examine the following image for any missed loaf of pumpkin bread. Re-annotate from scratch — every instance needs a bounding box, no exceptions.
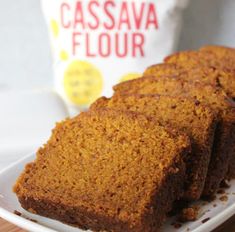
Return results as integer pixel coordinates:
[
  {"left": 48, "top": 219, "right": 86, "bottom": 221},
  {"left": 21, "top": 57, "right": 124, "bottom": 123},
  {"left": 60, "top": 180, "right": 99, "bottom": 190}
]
[
  {"left": 91, "top": 94, "right": 217, "bottom": 200},
  {"left": 113, "top": 77, "right": 235, "bottom": 196},
  {"left": 14, "top": 109, "right": 191, "bottom": 232}
]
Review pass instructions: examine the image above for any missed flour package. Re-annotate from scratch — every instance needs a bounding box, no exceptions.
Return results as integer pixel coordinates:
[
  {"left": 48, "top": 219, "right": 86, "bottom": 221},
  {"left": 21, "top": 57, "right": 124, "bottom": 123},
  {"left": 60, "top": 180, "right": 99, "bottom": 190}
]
[{"left": 41, "top": 0, "right": 190, "bottom": 113}]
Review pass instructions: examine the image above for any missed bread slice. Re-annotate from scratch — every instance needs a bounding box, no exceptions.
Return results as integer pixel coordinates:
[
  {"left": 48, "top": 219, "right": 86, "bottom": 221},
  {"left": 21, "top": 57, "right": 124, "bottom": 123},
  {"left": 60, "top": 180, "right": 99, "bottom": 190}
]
[
  {"left": 200, "top": 45, "right": 235, "bottom": 63},
  {"left": 91, "top": 94, "right": 217, "bottom": 201},
  {"left": 113, "top": 77, "right": 235, "bottom": 196},
  {"left": 13, "top": 109, "right": 190, "bottom": 232},
  {"left": 144, "top": 63, "right": 235, "bottom": 98},
  {"left": 165, "top": 49, "right": 235, "bottom": 74},
  {"left": 162, "top": 53, "right": 235, "bottom": 99},
  {"left": 199, "top": 45, "right": 235, "bottom": 98},
  {"left": 164, "top": 49, "right": 235, "bottom": 179},
  {"left": 227, "top": 153, "right": 235, "bottom": 179}
]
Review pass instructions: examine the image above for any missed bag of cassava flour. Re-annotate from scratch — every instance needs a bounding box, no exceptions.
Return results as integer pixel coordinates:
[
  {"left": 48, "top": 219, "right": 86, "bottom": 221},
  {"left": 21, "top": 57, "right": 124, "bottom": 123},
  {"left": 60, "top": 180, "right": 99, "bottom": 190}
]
[{"left": 41, "top": 0, "right": 190, "bottom": 113}]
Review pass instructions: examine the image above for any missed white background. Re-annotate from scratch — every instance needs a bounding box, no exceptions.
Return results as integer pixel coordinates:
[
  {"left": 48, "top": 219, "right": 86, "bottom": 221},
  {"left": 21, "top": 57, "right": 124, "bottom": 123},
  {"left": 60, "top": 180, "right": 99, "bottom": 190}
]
[{"left": 0, "top": 0, "right": 234, "bottom": 90}]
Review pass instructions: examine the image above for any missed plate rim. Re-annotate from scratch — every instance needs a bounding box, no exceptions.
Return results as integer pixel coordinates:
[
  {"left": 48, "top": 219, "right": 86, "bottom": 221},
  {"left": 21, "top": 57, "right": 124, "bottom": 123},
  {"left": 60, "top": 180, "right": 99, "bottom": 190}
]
[
  {"left": 0, "top": 207, "right": 57, "bottom": 232},
  {"left": 0, "top": 153, "right": 57, "bottom": 232}
]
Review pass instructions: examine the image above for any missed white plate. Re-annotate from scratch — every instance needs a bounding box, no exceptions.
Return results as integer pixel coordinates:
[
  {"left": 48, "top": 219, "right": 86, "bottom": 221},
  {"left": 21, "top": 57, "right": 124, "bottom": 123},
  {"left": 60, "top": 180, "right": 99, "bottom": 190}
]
[{"left": 0, "top": 153, "right": 235, "bottom": 232}]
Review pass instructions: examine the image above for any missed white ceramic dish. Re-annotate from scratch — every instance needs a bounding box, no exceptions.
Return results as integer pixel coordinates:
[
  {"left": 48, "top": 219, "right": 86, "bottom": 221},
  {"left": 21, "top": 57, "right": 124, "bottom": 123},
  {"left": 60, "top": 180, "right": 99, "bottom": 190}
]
[{"left": 0, "top": 153, "right": 234, "bottom": 232}]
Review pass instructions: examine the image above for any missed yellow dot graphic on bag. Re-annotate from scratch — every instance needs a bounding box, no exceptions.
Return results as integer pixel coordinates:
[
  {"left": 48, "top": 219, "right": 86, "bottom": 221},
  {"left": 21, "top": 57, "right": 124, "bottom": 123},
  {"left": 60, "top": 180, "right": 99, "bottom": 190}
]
[
  {"left": 50, "top": 19, "right": 59, "bottom": 38},
  {"left": 63, "top": 60, "right": 103, "bottom": 106},
  {"left": 119, "top": 73, "right": 141, "bottom": 83},
  {"left": 60, "top": 50, "right": 69, "bottom": 61}
]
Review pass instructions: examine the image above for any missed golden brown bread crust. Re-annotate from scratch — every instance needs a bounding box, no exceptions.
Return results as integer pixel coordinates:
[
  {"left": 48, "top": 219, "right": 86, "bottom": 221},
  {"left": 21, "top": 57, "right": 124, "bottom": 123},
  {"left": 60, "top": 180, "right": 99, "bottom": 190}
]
[
  {"left": 226, "top": 111, "right": 235, "bottom": 180},
  {"left": 163, "top": 52, "right": 235, "bottom": 99},
  {"left": 227, "top": 149, "right": 235, "bottom": 179},
  {"left": 144, "top": 63, "right": 235, "bottom": 99},
  {"left": 14, "top": 109, "right": 191, "bottom": 232},
  {"left": 164, "top": 48, "right": 235, "bottom": 182},
  {"left": 165, "top": 48, "right": 235, "bottom": 73},
  {"left": 199, "top": 45, "right": 235, "bottom": 61},
  {"left": 91, "top": 94, "right": 218, "bottom": 200},
  {"left": 113, "top": 77, "right": 235, "bottom": 196},
  {"left": 200, "top": 107, "right": 235, "bottom": 195},
  {"left": 164, "top": 50, "right": 216, "bottom": 68},
  {"left": 199, "top": 46, "right": 235, "bottom": 181},
  {"left": 203, "top": 117, "right": 235, "bottom": 195}
]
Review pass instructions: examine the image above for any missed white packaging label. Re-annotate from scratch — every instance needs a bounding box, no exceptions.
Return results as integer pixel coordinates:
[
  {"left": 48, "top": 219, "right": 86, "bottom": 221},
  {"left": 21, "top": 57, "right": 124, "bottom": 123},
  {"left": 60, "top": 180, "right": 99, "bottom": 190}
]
[{"left": 41, "top": 0, "right": 189, "bottom": 113}]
